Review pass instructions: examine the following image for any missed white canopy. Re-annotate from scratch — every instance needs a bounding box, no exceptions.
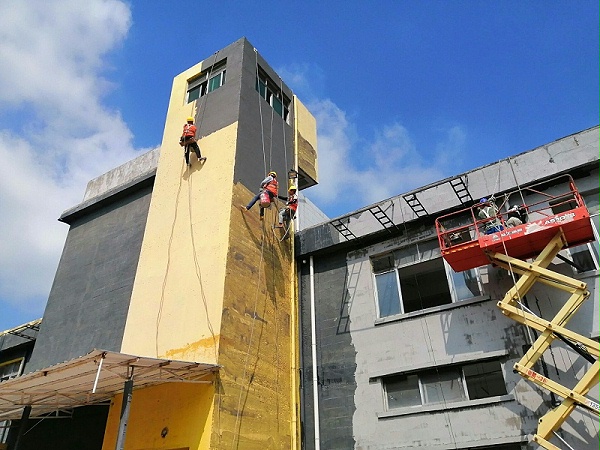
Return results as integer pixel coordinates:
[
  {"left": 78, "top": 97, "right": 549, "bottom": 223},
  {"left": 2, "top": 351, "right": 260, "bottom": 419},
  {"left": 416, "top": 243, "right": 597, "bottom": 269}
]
[{"left": 0, "top": 349, "right": 219, "bottom": 420}]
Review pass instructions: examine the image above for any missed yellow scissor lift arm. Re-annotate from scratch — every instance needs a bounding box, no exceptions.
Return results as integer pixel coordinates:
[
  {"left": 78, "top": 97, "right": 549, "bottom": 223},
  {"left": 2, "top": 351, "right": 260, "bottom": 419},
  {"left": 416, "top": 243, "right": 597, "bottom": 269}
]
[{"left": 488, "top": 230, "right": 599, "bottom": 450}]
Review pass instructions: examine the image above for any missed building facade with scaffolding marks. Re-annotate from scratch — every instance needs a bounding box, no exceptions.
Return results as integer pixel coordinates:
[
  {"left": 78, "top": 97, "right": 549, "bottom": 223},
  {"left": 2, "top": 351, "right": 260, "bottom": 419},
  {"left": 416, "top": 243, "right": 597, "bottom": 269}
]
[
  {"left": 0, "top": 37, "right": 323, "bottom": 449},
  {"left": 295, "top": 125, "right": 598, "bottom": 450}
]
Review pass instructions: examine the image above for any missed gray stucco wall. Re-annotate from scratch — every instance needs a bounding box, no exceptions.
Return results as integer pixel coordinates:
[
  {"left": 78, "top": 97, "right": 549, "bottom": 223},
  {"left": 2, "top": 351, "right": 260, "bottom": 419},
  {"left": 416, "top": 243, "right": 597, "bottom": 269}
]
[
  {"left": 27, "top": 183, "right": 153, "bottom": 372},
  {"left": 297, "top": 193, "right": 329, "bottom": 231},
  {"left": 234, "top": 38, "right": 295, "bottom": 196},
  {"left": 299, "top": 252, "right": 357, "bottom": 450},
  {"left": 296, "top": 126, "right": 599, "bottom": 256},
  {"left": 295, "top": 127, "right": 599, "bottom": 450}
]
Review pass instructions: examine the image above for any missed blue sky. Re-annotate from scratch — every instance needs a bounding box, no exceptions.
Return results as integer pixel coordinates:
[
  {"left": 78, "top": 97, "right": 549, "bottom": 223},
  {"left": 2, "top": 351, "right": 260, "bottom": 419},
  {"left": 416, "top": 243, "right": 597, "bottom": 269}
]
[{"left": 0, "top": 0, "right": 598, "bottom": 331}]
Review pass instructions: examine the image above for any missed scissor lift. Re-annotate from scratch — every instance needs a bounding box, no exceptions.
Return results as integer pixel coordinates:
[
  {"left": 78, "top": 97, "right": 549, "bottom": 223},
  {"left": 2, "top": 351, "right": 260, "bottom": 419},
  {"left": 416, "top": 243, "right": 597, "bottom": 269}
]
[{"left": 435, "top": 175, "right": 599, "bottom": 450}]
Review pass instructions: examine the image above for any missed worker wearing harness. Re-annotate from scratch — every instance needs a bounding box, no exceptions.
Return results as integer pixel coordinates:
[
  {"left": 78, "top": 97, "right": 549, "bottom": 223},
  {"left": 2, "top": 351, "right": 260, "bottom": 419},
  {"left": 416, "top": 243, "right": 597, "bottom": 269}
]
[
  {"left": 241, "top": 171, "right": 278, "bottom": 220},
  {"left": 478, "top": 197, "right": 504, "bottom": 234},
  {"left": 275, "top": 185, "right": 298, "bottom": 228},
  {"left": 179, "top": 117, "right": 205, "bottom": 166}
]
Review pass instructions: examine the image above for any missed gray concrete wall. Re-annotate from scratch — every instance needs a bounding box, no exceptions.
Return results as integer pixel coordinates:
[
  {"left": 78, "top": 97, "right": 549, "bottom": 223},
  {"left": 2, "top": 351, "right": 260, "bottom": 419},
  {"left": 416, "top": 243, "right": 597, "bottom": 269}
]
[
  {"left": 83, "top": 148, "right": 159, "bottom": 201},
  {"left": 299, "top": 253, "right": 357, "bottom": 450},
  {"left": 296, "top": 127, "right": 599, "bottom": 449},
  {"left": 27, "top": 184, "right": 153, "bottom": 372},
  {"left": 234, "top": 38, "right": 295, "bottom": 197},
  {"left": 347, "top": 239, "right": 538, "bottom": 449},
  {"left": 297, "top": 126, "right": 599, "bottom": 256},
  {"left": 297, "top": 192, "right": 329, "bottom": 231},
  {"left": 188, "top": 38, "right": 245, "bottom": 142}
]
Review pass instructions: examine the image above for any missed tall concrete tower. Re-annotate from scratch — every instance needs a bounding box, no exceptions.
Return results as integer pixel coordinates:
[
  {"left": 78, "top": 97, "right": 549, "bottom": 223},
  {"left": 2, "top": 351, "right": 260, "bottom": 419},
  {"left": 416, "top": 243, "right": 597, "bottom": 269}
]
[
  {"left": 111, "top": 38, "right": 318, "bottom": 449},
  {"left": 19, "top": 37, "right": 317, "bottom": 450}
]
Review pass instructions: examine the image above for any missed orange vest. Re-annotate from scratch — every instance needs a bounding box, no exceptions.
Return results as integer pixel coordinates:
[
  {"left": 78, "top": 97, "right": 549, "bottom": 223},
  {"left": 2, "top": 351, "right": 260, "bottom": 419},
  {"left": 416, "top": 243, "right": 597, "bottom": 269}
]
[
  {"left": 182, "top": 123, "right": 196, "bottom": 137},
  {"left": 264, "top": 178, "right": 278, "bottom": 195},
  {"left": 288, "top": 194, "right": 298, "bottom": 212}
]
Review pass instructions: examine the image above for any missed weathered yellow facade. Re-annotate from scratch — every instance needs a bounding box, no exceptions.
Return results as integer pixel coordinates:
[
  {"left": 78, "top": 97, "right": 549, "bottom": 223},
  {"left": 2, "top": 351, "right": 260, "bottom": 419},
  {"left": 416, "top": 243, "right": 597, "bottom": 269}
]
[
  {"left": 102, "top": 40, "right": 314, "bottom": 449},
  {"left": 294, "top": 96, "right": 318, "bottom": 187}
]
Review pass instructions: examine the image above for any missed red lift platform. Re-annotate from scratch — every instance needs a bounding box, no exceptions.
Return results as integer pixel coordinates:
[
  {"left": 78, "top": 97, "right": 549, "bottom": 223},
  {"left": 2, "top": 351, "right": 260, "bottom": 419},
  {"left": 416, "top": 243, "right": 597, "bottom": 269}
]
[
  {"left": 435, "top": 174, "right": 595, "bottom": 272},
  {"left": 436, "top": 174, "right": 599, "bottom": 450}
]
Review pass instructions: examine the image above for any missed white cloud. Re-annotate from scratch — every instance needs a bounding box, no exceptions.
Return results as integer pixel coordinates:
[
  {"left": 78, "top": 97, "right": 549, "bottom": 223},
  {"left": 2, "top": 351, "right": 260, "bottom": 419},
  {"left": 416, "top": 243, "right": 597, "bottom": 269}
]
[
  {"left": 279, "top": 65, "right": 468, "bottom": 218},
  {"left": 306, "top": 99, "right": 467, "bottom": 216},
  {"left": 0, "top": 0, "right": 146, "bottom": 324}
]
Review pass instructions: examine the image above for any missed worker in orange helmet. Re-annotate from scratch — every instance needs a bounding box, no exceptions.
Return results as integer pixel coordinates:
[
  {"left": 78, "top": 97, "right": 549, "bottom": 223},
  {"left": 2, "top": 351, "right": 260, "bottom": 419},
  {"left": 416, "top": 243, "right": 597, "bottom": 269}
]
[
  {"left": 241, "top": 171, "right": 278, "bottom": 220},
  {"left": 275, "top": 185, "right": 298, "bottom": 229},
  {"left": 179, "top": 116, "right": 205, "bottom": 166}
]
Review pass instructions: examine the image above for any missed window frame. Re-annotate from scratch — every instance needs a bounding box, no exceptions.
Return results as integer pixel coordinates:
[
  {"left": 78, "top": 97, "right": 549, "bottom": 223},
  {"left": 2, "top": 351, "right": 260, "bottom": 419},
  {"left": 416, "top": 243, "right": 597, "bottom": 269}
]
[
  {"left": 0, "top": 357, "right": 25, "bottom": 382},
  {"left": 372, "top": 241, "right": 483, "bottom": 318},
  {"left": 186, "top": 59, "right": 227, "bottom": 104},
  {"left": 0, "top": 357, "right": 25, "bottom": 444},
  {"left": 383, "top": 358, "right": 507, "bottom": 411},
  {"left": 255, "top": 67, "right": 291, "bottom": 123},
  {"left": 550, "top": 193, "right": 600, "bottom": 273}
]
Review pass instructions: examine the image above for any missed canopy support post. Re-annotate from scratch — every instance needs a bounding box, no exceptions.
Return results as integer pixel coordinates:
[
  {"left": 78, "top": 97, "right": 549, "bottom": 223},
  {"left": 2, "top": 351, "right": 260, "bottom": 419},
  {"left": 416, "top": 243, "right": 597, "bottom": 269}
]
[
  {"left": 115, "top": 370, "right": 134, "bottom": 450},
  {"left": 13, "top": 405, "right": 32, "bottom": 450}
]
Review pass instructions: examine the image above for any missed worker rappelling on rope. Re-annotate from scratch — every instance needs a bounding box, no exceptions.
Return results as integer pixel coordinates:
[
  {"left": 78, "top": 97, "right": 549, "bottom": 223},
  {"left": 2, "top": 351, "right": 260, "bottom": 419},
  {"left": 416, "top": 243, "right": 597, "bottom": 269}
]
[
  {"left": 241, "top": 171, "right": 278, "bottom": 220},
  {"left": 179, "top": 116, "right": 206, "bottom": 166},
  {"left": 275, "top": 185, "right": 298, "bottom": 229}
]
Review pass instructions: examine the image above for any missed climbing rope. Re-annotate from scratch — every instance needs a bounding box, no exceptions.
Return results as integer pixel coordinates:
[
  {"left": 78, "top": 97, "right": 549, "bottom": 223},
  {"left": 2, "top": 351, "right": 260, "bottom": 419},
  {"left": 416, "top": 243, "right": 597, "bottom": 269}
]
[
  {"left": 231, "top": 48, "right": 277, "bottom": 449},
  {"left": 155, "top": 164, "right": 186, "bottom": 357},
  {"left": 188, "top": 174, "right": 218, "bottom": 361}
]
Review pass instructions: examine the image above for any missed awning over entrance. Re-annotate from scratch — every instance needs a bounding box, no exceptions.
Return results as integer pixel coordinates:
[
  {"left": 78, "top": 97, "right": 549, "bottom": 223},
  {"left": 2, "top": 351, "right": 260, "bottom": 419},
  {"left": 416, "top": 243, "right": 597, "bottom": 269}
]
[{"left": 0, "top": 349, "right": 219, "bottom": 420}]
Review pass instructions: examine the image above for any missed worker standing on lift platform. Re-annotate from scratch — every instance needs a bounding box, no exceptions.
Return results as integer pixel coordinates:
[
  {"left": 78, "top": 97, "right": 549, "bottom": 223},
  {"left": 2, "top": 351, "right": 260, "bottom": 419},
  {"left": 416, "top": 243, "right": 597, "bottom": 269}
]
[
  {"left": 478, "top": 197, "right": 503, "bottom": 234},
  {"left": 505, "top": 204, "right": 524, "bottom": 227}
]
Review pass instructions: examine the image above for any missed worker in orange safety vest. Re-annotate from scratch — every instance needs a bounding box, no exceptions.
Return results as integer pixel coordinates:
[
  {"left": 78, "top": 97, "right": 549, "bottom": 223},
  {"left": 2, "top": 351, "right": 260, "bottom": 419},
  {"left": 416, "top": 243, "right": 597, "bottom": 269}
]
[
  {"left": 275, "top": 185, "right": 298, "bottom": 228},
  {"left": 241, "top": 171, "right": 278, "bottom": 220},
  {"left": 179, "top": 116, "right": 205, "bottom": 166}
]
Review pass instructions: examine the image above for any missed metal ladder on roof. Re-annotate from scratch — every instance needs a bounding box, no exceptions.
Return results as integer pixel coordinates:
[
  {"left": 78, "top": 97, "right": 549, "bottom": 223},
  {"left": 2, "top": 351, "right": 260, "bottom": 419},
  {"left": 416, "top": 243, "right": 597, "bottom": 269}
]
[
  {"left": 331, "top": 219, "right": 356, "bottom": 241},
  {"left": 368, "top": 204, "right": 398, "bottom": 233},
  {"left": 449, "top": 175, "right": 473, "bottom": 205},
  {"left": 403, "top": 193, "right": 428, "bottom": 217}
]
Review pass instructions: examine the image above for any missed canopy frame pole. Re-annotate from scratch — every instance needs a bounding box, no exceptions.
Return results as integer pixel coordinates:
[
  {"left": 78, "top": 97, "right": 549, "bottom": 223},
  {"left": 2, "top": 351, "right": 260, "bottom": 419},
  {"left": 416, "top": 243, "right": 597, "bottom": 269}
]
[{"left": 115, "top": 367, "right": 134, "bottom": 450}]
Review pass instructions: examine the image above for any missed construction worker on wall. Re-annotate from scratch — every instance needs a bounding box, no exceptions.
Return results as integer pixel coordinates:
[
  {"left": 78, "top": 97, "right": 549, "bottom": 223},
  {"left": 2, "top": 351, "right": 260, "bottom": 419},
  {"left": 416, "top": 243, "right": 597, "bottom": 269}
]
[
  {"left": 179, "top": 116, "right": 206, "bottom": 166},
  {"left": 241, "top": 171, "right": 278, "bottom": 220},
  {"left": 275, "top": 185, "right": 298, "bottom": 229}
]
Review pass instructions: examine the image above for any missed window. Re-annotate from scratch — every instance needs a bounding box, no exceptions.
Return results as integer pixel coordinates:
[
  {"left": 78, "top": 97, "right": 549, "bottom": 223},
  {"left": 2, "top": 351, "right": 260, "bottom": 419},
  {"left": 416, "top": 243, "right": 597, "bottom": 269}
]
[
  {"left": 550, "top": 192, "right": 599, "bottom": 273},
  {"left": 186, "top": 59, "right": 227, "bottom": 103},
  {"left": 372, "top": 241, "right": 482, "bottom": 317},
  {"left": 0, "top": 358, "right": 23, "bottom": 381},
  {"left": 383, "top": 359, "right": 506, "bottom": 410},
  {"left": 0, "top": 420, "right": 8, "bottom": 444},
  {"left": 255, "top": 67, "right": 290, "bottom": 122},
  {"left": 0, "top": 358, "right": 24, "bottom": 444}
]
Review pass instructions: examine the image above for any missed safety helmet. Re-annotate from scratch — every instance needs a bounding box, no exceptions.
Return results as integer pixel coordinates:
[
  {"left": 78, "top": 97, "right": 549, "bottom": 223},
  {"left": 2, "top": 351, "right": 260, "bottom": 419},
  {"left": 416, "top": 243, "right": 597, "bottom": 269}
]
[
  {"left": 187, "top": 117, "right": 194, "bottom": 122},
  {"left": 479, "top": 198, "right": 488, "bottom": 203},
  {"left": 268, "top": 171, "right": 277, "bottom": 177},
  {"left": 289, "top": 185, "right": 297, "bottom": 191}
]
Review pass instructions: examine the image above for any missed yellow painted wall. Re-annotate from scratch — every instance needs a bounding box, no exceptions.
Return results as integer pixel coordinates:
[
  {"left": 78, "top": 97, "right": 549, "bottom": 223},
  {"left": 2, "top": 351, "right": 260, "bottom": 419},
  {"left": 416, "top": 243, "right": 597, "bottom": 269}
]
[
  {"left": 206, "top": 184, "right": 294, "bottom": 449},
  {"left": 113, "top": 62, "right": 232, "bottom": 449},
  {"left": 101, "top": 382, "right": 214, "bottom": 450},
  {"left": 121, "top": 60, "right": 234, "bottom": 364},
  {"left": 294, "top": 96, "right": 318, "bottom": 184}
]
